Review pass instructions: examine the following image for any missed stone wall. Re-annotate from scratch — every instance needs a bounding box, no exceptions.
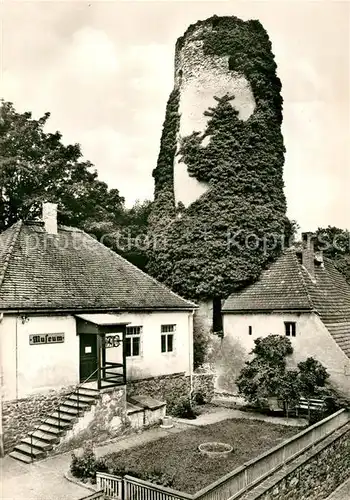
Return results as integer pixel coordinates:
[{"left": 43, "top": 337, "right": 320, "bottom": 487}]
[
  {"left": 241, "top": 422, "right": 350, "bottom": 500},
  {"left": 54, "top": 387, "right": 127, "bottom": 454},
  {"left": 127, "top": 372, "right": 214, "bottom": 413},
  {"left": 127, "top": 372, "right": 190, "bottom": 413},
  {"left": 2, "top": 386, "right": 73, "bottom": 453}
]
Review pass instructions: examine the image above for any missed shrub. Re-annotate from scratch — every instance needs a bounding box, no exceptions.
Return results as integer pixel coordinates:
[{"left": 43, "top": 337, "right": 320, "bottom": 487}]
[
  {"left": 144, "top": 467, "right": 174, "bottom": 487},
  {"left": 73, "top": 452, "right": 174, "bottom": 488},
  {"left": 70, "top": 442, "right": 101, "bottom": 483},
  {"left": 171, "top": 397, "right": 198, "bottom": 419},
  {"left": 192, "top": 390, "right": 206, "bottom": 405},
  {"left": 308, "top": 409, "right": 325, "bottom": 426}
]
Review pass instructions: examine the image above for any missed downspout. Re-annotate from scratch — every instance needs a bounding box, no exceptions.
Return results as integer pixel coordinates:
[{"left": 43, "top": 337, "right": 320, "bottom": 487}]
[
  {"left": 15, "top": 315, "right": 18, "bottom": 399},
  {"left": 189, "top": 310, "right": 194, "bottom": 401},
  {"left": 0, "top": 312, "right": 4, "bottom": 457}
]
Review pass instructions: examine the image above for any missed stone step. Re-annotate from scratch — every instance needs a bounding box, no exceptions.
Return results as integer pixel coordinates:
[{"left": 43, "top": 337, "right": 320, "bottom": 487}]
[
  {"left": 44, "top": 417, "right": 73, "bottom": 429},
  {"left": 62, "top": 400, "right": 91, "bottom": 412},
  {"left": 9, "top": 451, "right": 33, "bottom": 463},
  {"left": 50, "top": 411, "right": 76, "bottom": 422},
  {"left": 66, "top": 394, "right": 97, "bottom": 405},
  {"left": 77, "top": 387, "right": 100, "bottom": 396},
  {"left": 27, "top": 429, "right": 60, "bottom": 444},
  {"left": 36, "top": 423, "right": 66, "bottom": 435},
  {"left": 58, "top": 404, "right": 83, "bottom": 416},
  {"left": 9, "top": 387, "right": 101, "bottom": 464},
  {"left": 21, "top": 437, "right": 53, "bottom": 451},
  {"left": 126, "top": 402, "right": 144, "bottom": 415},
  {"left": 13, "top": 443, "right": 46, "bottom": 459}
]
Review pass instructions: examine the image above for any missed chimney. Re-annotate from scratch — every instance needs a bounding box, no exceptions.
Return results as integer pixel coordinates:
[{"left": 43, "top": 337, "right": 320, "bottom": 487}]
[
  {"left": 301, "top": 232, "right": 316, "bottom": 278},
  {"left": 315, "top": 250, "right": 324, "bottom": 267},
  {"left": 42, "top": 202, "right": 58, "bottom": 234}
]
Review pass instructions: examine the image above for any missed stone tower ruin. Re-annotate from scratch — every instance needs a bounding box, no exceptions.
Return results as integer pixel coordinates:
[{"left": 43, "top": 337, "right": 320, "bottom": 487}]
[{"left": 149, "top": 16, "right": 292, "bottom": 342}]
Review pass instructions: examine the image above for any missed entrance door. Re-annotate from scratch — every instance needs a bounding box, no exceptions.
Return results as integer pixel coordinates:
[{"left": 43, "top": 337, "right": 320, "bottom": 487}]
[{"left": 79, "top": 335, "right": 98, "bottom": 382}]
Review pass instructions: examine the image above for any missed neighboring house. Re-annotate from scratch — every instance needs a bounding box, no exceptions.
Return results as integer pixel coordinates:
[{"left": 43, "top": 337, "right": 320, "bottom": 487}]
[
  {"left": 0, "top": 203, "right": 197, "bottom": 457},
  {"left": 222, "top": 232, "right": 350, "bottom": 397}
]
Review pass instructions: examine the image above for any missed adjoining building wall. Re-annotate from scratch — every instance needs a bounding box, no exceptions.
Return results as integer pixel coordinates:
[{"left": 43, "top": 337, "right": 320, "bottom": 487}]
[{"left": 222, "top": 311, "right": 350, "bottom": 396}]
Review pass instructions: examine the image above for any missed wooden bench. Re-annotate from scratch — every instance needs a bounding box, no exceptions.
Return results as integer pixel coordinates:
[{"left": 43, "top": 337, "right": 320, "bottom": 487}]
[{"left": 296, "top": 397, "right": 325, "bottom": 417}]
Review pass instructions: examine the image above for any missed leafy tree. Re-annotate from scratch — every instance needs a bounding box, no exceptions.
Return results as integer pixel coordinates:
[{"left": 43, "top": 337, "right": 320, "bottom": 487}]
[
  {"left": 251, "top": 335, "right": 293, "bottom": 367},
  {"left": 237, "top": 360, "right": 280, "bottom": 405},
  {"left": 85, "top": 199, "right": 152, "bottom": 270},
  {"left": 297, "top": 358, "right": 329, "bottom": 399},
  {"left": 276, "top": 370, "right": 300, "bottom": 416},
  {"left": 236, "top": 335, "right": 331, "bottom": 414},
  {"left": 315, "top": 226, "right": 350, "bottom": 283},
  {"left": 236, "top": 335, "right": 293, "bottom": 406},
  {"left": 0, "top": 100, "right": 124, "bottom": 232}
]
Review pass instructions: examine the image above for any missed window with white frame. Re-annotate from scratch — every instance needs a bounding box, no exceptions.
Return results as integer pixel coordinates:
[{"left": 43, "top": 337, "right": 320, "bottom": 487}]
[
  {"left": 161, "top": 324, "right": 175, "bottom": 353},
  {"left": 125, "top": 326, "right": 142, "bottom": 357}
]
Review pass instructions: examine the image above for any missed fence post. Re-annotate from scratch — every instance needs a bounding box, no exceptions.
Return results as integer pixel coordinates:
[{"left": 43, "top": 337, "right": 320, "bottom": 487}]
[{"left": 122, "top": 476, "right": 126, "bottom": 500}]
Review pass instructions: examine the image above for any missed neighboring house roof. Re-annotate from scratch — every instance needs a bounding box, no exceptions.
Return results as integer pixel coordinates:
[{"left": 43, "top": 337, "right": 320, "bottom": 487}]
[
  {"left": 222, "top": 249, "right": 313, "bottom": 313},
  {"left": 302, "top": 260, "right": 350, "bottom": 358},
  {"left": 222, "top": 248, "right": 350, "bottom": 359},
  {"left": 0, "top": 221, "right": 196, "bottom": 312}
]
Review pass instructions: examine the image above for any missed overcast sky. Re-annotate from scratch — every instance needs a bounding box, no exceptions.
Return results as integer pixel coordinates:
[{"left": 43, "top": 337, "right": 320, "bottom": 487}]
[{"left": 1, "top": 1, "right": 349, "bottom": 231}]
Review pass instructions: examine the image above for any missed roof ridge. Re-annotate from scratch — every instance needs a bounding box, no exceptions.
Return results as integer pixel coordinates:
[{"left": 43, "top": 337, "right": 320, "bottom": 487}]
[
  {"left": 0, "top": 220, "right": 23, "bottom": 292},
  {"left": 81, "top": 229, "right": 198, "bottom": 309}
]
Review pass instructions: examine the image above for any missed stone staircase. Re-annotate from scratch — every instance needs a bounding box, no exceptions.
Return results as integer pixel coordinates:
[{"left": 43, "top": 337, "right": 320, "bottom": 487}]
[{"left": 9, "top": 387, "right": 100, "bottom": 463}]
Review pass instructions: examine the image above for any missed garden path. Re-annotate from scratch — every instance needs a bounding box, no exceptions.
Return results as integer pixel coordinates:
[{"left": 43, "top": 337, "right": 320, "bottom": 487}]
[{"left": 175, "top": 406, "right": 308, "bottom": 427}]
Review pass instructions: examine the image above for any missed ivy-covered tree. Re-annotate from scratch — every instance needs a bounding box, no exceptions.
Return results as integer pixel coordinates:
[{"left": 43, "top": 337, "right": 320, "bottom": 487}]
[
  {"left": 149, "top": 16, "right": 294, "bottom": 301},
  {"left": 0, "top": 100, "right": 124, "bottom": 231}
]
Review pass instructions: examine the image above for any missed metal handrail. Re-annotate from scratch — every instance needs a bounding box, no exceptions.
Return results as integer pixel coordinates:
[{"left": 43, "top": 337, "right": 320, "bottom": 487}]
[{"left": 29, "top": 367, "right": 99, "bottom": 462}]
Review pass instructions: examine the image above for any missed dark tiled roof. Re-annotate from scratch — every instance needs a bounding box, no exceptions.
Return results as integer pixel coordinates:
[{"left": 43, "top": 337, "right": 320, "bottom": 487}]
[
  {"left": 222, "top": 249, "right": 313, "bottom": 312},
  {"left": 301, "top": 260, "right": 350, "bottom": 358},
  {"left": 0, "top": 222, "right": 196, "bottom": 311},
  {"left": 223, "top": 248, "right": 350, "bottom": 358}
]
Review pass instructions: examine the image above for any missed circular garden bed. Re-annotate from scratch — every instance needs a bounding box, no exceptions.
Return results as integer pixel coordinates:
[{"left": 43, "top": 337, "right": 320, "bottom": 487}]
[{"left": 198, "top": 442, "right": 233, "bottom": 458}]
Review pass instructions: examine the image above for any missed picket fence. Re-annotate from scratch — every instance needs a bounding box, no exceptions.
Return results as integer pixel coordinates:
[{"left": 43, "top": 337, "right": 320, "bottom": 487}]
[{"left": 95, "top": 409, "right": 349, "bottom": 500}]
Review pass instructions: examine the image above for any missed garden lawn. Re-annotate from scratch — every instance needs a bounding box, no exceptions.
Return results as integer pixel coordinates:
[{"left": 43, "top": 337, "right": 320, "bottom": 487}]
[{"left": 99, "top": 418, "right": 300, "bottom": 493}]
